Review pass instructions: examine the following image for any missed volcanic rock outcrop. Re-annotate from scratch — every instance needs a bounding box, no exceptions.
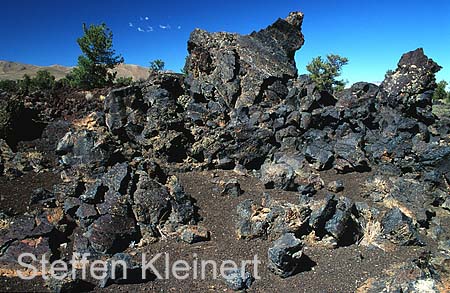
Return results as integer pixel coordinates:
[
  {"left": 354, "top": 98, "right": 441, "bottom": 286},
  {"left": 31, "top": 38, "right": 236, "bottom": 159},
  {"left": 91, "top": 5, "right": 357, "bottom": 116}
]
[
  {"left": 184, "top": 11, "right": 304, "bottom": 109},
  {"left": 0, "top": 11, "right": 449, "bottom": 291}
]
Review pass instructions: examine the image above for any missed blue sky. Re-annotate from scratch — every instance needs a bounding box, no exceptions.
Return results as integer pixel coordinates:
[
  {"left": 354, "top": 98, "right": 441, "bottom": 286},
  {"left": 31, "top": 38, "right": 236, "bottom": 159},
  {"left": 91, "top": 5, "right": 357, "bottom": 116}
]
[{"left": 1, "top": 0, "right": 449, "bottom": 85}]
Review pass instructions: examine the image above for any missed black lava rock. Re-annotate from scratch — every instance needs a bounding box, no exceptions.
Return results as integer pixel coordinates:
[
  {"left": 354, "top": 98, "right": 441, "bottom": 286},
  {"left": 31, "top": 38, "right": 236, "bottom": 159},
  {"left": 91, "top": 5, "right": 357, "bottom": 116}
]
[{"left": 267, "top": 233, "right": 304, "bottom": 278}]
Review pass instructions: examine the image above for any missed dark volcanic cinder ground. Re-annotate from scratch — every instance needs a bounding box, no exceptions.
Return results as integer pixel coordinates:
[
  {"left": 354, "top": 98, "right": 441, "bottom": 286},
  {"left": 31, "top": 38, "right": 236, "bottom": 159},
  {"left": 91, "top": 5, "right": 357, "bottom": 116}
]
[
  {"left": 1, "top": 10, "right": 450, "bottom": 293},
  {"left": 0, "top": 172, "right": 60, "bottom": 215},
  {"left": 0, "top": 170, "right": 428, "bottom": 292}
]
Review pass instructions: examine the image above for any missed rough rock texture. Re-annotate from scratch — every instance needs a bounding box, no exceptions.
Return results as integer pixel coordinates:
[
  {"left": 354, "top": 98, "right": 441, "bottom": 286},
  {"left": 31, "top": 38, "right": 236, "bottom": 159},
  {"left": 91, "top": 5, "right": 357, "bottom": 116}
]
[
  {"left": 267, "top": 233, "right": 304, "bottom": 278},
  {"left": 1, "top": 10, "right": 450, "bottom": 292},
  {"left": 327, "top": 179, "right": 344, "bottom": 192},
  {"left": 56, "top": 128, "right": 113, "bottom": 167},
  {"left": 178, "top": 225, "right": 210, "bottom": 244},
  {"left": 356, "top": 253, "right": 444, "bottom": 292},
  {"left": 185, "top": 12, "right": 304, "bottom": 109},
  {"left": 221, "top": 178, "right": 243, "bottom": 197},
  {"left": 223, "top": 268, "right": 253, "bottom": 291},
  {"left": 381, "top": 48, "right": 442, "bottom": 124},
  {"left": 260, "top": 161, "right": 296, "bottom": 190},
  {"left": 236, "top": 196, "right": 311, "bottom": 240},
  {"left": 381, "top": 208, "right": 422, "bottom": 246},
  {"left": 0, "top": 98, "right": 44, "bottom": 149},
  {"left": 307, "top": 195, "right": 362, "bottom": 246}
]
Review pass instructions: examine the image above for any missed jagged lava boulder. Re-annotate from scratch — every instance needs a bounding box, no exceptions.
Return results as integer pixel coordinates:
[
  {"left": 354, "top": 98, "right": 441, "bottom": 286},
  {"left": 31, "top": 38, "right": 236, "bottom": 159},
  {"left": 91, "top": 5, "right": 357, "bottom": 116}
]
[
  {"left": 184, "top": 12, "right": 304, "bottom": 109},
  {"left": 380, "top": 48, "right": 442, "bottom": 124}
]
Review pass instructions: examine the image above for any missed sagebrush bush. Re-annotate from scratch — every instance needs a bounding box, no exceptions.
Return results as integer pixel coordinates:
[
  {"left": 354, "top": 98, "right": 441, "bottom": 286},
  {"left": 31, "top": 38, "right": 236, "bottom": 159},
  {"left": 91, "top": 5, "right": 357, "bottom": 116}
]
[{"left": 115, "top": 76, "right": 133, "bottom": 87}]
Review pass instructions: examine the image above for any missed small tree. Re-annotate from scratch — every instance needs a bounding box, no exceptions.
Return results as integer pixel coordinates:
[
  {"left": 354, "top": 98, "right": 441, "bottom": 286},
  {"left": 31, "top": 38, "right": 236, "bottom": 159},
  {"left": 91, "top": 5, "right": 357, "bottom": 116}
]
[
  {"left": 180, "top": 66, "right": 188, "bottom": 76},
  {"left": 32, "top": 70, "right": 56, "bottom": 91},
  {"left": 17, "top": 74, "right": 32, "bottom": 95},
  {"left": 306, "top": 54, "right": 349, "bottom": 93},
  {"left": 433, "top": 80, "right": 450, "bottom": 102},
  {"left": 55, "top": 77, "right": 72, "bottom": 89},
  {"left": 149, "top": 59, "right": 165, "bottom": 73},
  {"left": 181, "top": 56, "right": 189, "bottom": 76},
  {"left": 384, "top": 69, "right": 394, "bottom": 79},
  {"left": 69, "top": 23, "right": 124, "bottom": 89}
]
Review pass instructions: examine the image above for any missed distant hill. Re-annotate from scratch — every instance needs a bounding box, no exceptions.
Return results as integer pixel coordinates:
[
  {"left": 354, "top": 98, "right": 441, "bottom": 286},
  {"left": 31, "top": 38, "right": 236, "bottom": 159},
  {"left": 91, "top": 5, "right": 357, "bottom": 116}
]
[
  {"left": 113, "top": 63, "right": 150, "bottom": 81},
  {"left": 0, "top": 61, "right": 149, "bottom": 81}
]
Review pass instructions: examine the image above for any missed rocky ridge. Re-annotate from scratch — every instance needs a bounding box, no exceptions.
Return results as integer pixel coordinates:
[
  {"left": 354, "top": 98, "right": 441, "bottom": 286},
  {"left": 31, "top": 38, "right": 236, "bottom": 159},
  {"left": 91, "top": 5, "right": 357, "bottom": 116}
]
[{"left": 0, "top": 11, "right": 449, "bottom": 292}]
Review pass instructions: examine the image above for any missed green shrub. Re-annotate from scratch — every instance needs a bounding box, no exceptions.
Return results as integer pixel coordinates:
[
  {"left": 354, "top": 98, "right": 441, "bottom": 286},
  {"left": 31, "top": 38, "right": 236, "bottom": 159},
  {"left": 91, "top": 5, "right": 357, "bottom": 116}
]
[
  {"left": 32, "top": 70, "right": 56, "bottom": 91},
  {"left": 115, "top": 76, "right": 133, "bottom": 87},
  {"left": 0, "top": 80, "right": 18, "bottom": 93},
  {"left": 0, "top": 71, "right": 57, "bottom": 95},
  {"left": 149, "top": 59, "right": 165, "bottom": 73},
  {"left": 0, "top": 98, "right": 24, "bottom": 143},
  {"left": 17, "top": 74, "right": 32, "bottom": 95},
  {"left": 433, "top": 80, "right": 450, "bottom": 102},
  {"left": 55, "top": 77, "right": 72, "bottom": 89},
  {"left": 306, "top": 54, "right": 349, "bottom": 93}
]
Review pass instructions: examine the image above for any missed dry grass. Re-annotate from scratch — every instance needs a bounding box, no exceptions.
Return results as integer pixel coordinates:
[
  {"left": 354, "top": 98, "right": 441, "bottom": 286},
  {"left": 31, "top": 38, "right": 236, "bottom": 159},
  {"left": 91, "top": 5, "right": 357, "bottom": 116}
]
[
  {"left": 359, "top": 220, "right": 383, "bottom": 248},
  {"left": 437, "top": 276, "right": 450, "bottom": 292},
  {"left": 383, "top": 197, "right": 415, "bottom": 220},
  {"left": 355, "top": 277, "right": 376, "bottom": 293},
  {"left": 73, "top": 112, "right": 102, "bottom": 131},
  {"left": 0, "top": 218, "right": 10, "bottom": 230},
  {"left": 358, "top": 211, "right": 384, "bottom": 250},
  {"left": 363, "top": 176, "right": 416, "bottom": 221},
  {"left": 364, "top": 176, "right": 391, "bottom": 196},
  {"left": 283, "top": 203, "right": 308, "bottom": 231},
  {"left": 25, "top": 151, "right": 43, "bottom": 161},
  {"left": 45, "top": 207, "right": 64, "bottom": 225},
  {"left": 0, "top": 267, "right": 44, "bottom": 278}
]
